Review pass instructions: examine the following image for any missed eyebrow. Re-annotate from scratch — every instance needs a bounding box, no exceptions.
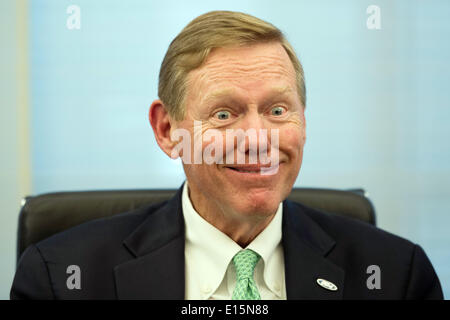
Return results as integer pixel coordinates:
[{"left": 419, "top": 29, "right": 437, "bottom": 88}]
[
  {"left": 202, "top": 88, "right": 236, "bottom": 104},
  {"left": 202, "top": 86, "right": 295, "bottom": 105},
  {"left": 269, "top": 86, "right": 295, "bottom": 97}
]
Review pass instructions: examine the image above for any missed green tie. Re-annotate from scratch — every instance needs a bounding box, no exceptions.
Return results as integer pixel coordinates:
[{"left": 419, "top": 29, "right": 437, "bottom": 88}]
[{"left": 231, "top": 249, "right": 261, "bottom": 300}]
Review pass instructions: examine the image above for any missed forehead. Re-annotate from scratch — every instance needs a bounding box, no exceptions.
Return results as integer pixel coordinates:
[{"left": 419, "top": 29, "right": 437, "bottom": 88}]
[{"left": 186, "top": 42, "right": 298, "bottom": 102}]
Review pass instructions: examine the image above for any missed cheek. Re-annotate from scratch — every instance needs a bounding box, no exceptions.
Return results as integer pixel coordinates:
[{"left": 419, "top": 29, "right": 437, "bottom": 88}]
[
  {"left": 183, "top": 163, "right": 215, "bottom": 188},
  {"left": 280, "top": 126, "right": 305, "bottom": 155}
]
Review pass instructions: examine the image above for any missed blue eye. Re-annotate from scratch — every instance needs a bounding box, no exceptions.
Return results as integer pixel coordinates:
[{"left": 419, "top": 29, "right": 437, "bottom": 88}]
[
  {"left": 271, "top": 106, "right": 285, "bottom": 116},
  {"left": 215, "top": 110, "right": 231, "bottom": 120}
]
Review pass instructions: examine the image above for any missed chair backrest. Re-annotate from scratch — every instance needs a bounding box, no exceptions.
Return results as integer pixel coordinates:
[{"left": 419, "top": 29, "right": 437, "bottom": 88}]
[{"left": 17, "top": 187, "right": 376, "bottom": 263}]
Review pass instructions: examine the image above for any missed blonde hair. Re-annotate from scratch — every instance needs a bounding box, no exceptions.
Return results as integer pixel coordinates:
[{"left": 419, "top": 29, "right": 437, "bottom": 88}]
[{"left": 158, "top": 10, "right": 306, "bottom": 120}]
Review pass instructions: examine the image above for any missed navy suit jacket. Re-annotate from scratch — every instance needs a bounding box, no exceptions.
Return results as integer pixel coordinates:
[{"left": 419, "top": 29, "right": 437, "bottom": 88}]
[{"left": 11, "top": 186, "right": 443, "bottom": 299}]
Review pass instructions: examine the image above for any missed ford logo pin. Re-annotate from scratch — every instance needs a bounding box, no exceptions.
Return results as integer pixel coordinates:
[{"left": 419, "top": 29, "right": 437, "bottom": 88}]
[{"left": 316, "top": 278, "right": 338, "bottom": 291}]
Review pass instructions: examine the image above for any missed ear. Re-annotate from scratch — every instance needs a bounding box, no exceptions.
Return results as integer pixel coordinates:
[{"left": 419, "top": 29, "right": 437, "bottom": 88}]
[
  {"left": 149, "top": 100, "right": 177, "bottom": 158},
  {"left": 302, "top": 110, "right": 307, "bottom": 144}
]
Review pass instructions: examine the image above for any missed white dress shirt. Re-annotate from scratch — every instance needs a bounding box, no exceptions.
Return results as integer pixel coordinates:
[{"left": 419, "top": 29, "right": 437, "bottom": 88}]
[{"left": 182, "top": 181, "right": 286, "bottom": 300}]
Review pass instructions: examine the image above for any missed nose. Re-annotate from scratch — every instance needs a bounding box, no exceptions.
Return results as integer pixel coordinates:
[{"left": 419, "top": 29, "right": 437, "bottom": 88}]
[
  {"left": 240, "top": 108, "right": 265, "bottom": 132},
  {"left": 238, "top": 109, "right": 270, "bottom": 162}
]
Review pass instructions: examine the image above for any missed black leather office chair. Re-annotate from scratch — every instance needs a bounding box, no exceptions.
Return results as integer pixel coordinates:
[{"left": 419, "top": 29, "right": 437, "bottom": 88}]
[{"left": 16, "top": 188, "right": 376, "bottom": 263}]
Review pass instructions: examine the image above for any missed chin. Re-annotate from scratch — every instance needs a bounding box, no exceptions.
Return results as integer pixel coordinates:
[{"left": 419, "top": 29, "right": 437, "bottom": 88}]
[{"left": 235, "top": 194, "right": 281, "bottom": 217}]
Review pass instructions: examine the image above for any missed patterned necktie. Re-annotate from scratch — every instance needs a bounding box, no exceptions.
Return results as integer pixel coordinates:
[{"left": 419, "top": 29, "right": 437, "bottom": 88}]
[{"left": 231, "top": 249, "right": 261, "bottom": 300}]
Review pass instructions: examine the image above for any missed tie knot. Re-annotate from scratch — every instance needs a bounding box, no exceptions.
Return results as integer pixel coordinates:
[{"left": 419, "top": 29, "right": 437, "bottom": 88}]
[{"left": 232, "top": 249, "right": 261, "bottom": 281}]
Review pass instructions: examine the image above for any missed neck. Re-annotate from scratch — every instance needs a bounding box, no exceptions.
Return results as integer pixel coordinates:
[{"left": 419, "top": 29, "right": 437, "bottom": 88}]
[
  {"left": 187, "top": 186, "right": 277, "bottom": 247},
  {"left": 211, "top": 213, "right": 276, "bottom": 248}
]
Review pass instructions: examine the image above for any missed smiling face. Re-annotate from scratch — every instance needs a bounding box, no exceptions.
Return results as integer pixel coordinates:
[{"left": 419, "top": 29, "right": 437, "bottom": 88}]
[{"left": 175, "top": 42, "right": 306, "bottom": 222}]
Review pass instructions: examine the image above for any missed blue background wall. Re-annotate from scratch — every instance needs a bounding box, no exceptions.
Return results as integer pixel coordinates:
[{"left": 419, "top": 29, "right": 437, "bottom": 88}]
[{"left": 1, "top": 0, "right": 449, "bottom": 298}]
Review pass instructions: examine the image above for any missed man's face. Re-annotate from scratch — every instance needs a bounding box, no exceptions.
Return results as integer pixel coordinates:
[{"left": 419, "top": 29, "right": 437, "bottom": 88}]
[{"left": 175, "top": 42, "right": 306, "bottom": 220}]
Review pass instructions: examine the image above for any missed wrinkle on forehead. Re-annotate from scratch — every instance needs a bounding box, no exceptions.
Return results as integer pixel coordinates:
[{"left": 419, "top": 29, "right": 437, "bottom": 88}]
[
  {"left": 186, "top": 43, "right": 297, "bottom": 97},
  {"left": 194, "top": 53, "right": 296, "bottom": 86}
]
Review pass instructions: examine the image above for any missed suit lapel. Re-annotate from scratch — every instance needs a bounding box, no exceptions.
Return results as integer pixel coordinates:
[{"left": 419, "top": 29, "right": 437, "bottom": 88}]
[
  {"left": 283, "top": 200, "right": 345, "bottom": 300},
  {"left": 114, "top": 186, "right": 185, "bottom": 299}
]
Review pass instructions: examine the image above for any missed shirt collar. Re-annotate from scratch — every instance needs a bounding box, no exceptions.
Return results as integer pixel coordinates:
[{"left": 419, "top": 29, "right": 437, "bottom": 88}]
[
  {"left": 183, "top": 181, "right": 241, "bottom": 298},
  {"left": 182, "top": 181, "right": 283, "bottom": 299}
]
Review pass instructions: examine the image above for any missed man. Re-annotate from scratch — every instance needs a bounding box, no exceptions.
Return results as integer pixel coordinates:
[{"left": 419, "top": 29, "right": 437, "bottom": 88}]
[{"left": 11, "top": 10, "right": 443, "bottom": 299}]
